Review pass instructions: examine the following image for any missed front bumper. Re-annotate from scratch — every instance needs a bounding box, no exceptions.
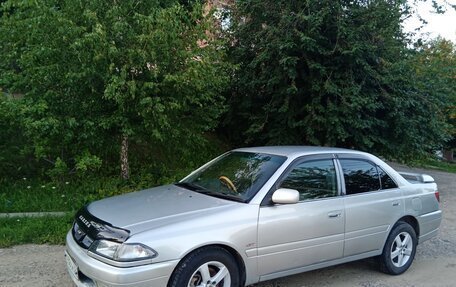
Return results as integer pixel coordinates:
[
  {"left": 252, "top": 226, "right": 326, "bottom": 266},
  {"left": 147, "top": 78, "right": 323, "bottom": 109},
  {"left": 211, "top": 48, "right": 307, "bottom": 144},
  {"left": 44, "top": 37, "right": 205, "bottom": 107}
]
[{"left": 65, "top": 231, "right": 179, "bottom": 287}]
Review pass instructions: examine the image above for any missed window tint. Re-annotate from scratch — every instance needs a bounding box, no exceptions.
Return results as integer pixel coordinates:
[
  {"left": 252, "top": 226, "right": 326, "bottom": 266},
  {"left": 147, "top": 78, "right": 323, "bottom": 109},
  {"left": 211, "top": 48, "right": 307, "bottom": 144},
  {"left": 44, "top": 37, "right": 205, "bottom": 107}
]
[
  {"left": 280, "top": 159, "right": 337, "bottom": 201},
  {"left": 340, "top": 159, "right": 380, "bottom": 195},
  {"left": 378, "top": 167, "right": 398, "bottom": 189}
]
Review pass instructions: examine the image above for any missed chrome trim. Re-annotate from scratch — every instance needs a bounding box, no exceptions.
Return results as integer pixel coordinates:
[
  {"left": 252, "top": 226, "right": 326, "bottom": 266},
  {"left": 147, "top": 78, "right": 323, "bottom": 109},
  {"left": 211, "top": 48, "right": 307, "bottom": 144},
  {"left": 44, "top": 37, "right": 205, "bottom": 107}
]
[
  {"left": 419, "top": 210, "right": 442, "bottom": 218},
  {"left": 87, "top": 250, "right": 157, "bottom": 268}
]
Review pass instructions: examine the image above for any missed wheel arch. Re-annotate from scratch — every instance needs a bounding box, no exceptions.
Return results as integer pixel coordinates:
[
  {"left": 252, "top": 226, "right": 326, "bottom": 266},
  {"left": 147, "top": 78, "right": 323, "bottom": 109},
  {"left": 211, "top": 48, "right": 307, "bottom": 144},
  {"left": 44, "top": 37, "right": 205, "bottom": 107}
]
[
  {"left": 396, "top": 215, "right": 420, "bottom": 240},
  {"left": 378, "top": 215, "right": 419, "bottom": 274},
  {"left": 168, "top": 244, "right": 247, "bottom": 286}
]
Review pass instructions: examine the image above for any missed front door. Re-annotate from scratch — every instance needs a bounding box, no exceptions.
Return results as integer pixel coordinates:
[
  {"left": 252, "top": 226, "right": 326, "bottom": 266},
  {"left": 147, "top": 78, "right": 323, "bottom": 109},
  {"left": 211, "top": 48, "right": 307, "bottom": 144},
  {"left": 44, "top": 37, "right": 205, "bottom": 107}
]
[{"left": 257, "top": 157, "right": 345, "bottom": 276}]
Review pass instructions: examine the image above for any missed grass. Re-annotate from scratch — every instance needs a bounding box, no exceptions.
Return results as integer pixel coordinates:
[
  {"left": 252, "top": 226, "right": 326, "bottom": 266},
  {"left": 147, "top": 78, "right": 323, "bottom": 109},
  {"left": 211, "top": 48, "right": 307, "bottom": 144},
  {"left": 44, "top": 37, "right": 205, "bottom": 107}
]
[
  {"left": 0, "top": 214, "right": 73, "bottom": 248},
  {"left": 0, "top": 173, "right": 186, "bottom": 213},
  {"left": 409, "top": 158, "right": 456, "bottom": 173},
  {"left": 1, "top": 181, "right": 89, "bottom": 213}
]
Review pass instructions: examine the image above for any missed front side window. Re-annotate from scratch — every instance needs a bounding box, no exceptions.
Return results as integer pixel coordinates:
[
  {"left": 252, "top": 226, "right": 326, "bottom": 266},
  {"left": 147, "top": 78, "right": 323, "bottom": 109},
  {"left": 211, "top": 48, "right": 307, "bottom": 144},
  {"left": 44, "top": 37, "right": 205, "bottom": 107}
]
[
  {"left": 279, "top": 159, "right": 338, "bottom": 201},
  {"left": 179, "top": 152, "right": 286, "bottom": 202},
  {"left": 340, "top": 159, "right": 380, "bottom": 195}
]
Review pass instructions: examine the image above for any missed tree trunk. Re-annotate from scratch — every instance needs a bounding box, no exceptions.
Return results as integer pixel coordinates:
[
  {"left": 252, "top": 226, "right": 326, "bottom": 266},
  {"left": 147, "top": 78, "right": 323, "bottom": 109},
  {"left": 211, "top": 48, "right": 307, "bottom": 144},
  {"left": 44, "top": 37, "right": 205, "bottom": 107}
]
[{"left": 120, "top": 135, "right": 130, "bottom": 180}]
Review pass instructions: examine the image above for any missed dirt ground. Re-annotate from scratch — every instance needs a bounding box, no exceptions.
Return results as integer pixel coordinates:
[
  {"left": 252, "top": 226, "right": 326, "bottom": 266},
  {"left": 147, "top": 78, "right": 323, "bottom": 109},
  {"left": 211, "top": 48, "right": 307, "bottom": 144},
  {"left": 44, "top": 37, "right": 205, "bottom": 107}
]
[{"left": 0, "top": 164, "right": 454, "bottom": 287}]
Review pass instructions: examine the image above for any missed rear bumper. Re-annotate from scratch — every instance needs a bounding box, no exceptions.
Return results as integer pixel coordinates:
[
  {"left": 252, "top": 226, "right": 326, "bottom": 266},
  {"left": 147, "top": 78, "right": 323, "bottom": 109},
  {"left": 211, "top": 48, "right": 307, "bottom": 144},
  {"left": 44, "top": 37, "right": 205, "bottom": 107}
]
[
  {"left": 65, "top": 231, "right": 179, "bottom": 287},
  {"left": 418, "top": 210, "right": 442, "bottom": 243}
]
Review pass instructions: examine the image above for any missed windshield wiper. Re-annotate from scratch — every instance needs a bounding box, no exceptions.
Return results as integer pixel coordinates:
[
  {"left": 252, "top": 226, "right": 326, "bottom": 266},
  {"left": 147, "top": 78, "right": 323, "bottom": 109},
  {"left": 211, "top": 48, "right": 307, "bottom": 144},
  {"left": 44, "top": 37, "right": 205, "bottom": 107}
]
[
  {"left": 175, "top": 182, "right": 207, "bottom": 192},
  {"left": 175, "top": 182, "right": 245, "bottom": 203},
  {"left": 196, "top": 190, "right": 245, "bottom": 203}
]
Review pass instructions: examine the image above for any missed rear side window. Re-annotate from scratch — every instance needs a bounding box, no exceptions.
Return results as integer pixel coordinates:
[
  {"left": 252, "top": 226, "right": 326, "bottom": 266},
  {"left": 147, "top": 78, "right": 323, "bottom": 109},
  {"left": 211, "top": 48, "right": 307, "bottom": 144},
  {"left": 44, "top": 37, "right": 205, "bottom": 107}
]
[
  {"left": 378, "top": 167, "right": 398, "bottom": 189},
  {"left": 280, "top": 159, "right": 338, "bottom": 201},
  {"left": 340, "top": 159, "right": 380, "bottom": 195}
]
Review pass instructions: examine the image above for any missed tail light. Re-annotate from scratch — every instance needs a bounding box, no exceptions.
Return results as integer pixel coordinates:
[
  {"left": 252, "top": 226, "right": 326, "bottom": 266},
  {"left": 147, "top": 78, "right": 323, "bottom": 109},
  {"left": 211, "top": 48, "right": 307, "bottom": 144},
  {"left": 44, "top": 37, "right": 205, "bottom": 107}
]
[{"left": 435, "top": 190, "right": 440, "bottom": 203}]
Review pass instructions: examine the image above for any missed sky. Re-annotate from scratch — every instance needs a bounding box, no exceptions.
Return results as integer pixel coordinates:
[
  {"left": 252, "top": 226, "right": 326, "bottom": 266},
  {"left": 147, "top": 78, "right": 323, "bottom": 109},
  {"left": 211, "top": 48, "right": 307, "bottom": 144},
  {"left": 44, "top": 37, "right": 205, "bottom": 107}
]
[{"left": 404, "top": 1, "right": 456, "bottom": 43}]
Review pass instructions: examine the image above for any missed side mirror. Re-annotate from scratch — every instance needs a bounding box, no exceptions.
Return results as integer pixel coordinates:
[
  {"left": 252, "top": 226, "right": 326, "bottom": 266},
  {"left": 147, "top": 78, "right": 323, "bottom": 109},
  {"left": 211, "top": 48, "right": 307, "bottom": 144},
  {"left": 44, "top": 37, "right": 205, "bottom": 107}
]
[{"left": 272, "top": 188, "right": 299, "bottom": 204}]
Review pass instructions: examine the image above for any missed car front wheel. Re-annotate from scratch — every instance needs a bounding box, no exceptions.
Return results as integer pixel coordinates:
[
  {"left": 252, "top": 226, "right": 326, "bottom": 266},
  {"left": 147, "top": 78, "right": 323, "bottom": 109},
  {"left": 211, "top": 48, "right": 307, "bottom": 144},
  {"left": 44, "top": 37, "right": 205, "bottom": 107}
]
[
  {"left": 168, "top": 246, "right": 241, "bottom": 287},
  {"left": 379, "top": 221, "right": 417, "bottom": 275}
]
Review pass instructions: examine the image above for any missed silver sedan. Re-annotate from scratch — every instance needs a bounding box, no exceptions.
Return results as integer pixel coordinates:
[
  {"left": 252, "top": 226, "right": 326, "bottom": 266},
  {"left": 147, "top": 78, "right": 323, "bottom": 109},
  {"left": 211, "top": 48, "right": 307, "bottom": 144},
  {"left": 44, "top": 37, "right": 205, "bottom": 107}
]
[{"left": 65, "top": 146, "right": 442, "bottom": 287}]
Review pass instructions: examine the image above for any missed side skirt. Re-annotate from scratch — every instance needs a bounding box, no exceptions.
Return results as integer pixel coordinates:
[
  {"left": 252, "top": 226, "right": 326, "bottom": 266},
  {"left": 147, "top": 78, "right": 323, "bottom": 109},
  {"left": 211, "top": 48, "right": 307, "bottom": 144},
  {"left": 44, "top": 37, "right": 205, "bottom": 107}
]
[{"left": 259, "top": 250, "right": 381, "bottom": 282}]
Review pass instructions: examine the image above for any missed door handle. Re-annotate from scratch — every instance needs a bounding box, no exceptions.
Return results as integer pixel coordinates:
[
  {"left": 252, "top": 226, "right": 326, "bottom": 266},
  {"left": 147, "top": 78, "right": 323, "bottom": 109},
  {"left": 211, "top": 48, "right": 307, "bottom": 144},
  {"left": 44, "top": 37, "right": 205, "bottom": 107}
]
[
  {"left": 392, "top": 202, "right": 400, "bottom": 207},
  {"left": 328, "top": 212, "right": 342, "bottom": 218}
]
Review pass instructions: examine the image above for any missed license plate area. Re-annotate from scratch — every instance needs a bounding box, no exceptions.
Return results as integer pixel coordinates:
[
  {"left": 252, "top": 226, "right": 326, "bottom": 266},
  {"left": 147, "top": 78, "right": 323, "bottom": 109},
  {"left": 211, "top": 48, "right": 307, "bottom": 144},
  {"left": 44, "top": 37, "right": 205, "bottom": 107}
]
[{"left": 65, "top": 251, "right": 79, "bottom": 279}]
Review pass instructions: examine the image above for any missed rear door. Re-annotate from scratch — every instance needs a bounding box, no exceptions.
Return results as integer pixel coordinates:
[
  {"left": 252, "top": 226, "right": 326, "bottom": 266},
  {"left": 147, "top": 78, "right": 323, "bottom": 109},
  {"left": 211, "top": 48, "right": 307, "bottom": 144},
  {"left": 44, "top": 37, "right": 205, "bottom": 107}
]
[
  {"left": 257, "top": 155, "right": 345, "bottom": 276},
  {"left": 337, "top": 155, "right": 403, "bottom": 257}
]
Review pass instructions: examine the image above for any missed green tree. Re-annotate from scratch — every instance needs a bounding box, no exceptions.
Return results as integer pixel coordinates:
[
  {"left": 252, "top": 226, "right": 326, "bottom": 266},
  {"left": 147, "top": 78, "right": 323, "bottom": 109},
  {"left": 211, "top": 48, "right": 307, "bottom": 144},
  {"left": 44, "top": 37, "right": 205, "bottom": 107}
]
[
  {"left": 411, "top": 39, "right": 456, "bottom": 152},
  {"left": 0, "top": 0, "right": 230, "bottom": 179},
  {"left": 224, "top": 0, "right": 451, "bottom": 159}
]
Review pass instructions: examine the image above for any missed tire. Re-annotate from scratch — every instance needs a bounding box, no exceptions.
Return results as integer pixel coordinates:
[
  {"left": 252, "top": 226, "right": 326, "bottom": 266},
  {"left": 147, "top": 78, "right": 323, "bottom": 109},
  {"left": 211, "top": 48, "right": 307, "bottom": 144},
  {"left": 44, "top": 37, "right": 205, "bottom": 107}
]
[
  {"left": 168, "top": 246, "right": 241, "bottom": 287},
  {"left": 379, "top": 221, "right": 417, "bottom": 275}
]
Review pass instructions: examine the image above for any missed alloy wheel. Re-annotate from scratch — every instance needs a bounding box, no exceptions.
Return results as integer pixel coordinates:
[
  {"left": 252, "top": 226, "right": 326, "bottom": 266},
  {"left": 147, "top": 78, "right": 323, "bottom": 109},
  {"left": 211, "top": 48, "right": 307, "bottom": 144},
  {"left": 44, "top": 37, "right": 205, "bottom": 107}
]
[
  {"left": 188, "top": 261, "right": 231, "bottom": 287},
  {"left": 390, "top": 231, "right": 413, "bottom": 268}
]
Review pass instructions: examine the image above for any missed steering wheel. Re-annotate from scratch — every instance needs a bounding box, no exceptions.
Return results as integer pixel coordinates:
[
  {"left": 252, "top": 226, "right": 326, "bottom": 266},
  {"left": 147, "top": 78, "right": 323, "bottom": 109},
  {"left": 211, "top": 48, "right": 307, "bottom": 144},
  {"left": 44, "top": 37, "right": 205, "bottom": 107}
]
[{"left": 219, "top": 176, "right": 238, "bottom": 193}]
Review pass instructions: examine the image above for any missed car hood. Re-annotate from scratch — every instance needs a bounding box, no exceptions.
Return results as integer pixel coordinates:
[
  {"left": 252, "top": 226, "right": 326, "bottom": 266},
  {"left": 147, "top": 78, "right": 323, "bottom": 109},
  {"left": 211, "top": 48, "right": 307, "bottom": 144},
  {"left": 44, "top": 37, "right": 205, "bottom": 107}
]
[{"left": 86, "top": 184, "right": 236, "bottom": 234}]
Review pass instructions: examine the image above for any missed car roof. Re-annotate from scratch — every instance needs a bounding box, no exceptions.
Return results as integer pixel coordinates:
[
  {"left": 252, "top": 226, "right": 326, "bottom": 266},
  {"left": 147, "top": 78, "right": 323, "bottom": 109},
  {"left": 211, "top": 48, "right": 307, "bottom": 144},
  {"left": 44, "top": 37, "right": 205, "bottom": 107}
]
[{"left": 233, "top": 146, "right": 360, "bottom": 158}]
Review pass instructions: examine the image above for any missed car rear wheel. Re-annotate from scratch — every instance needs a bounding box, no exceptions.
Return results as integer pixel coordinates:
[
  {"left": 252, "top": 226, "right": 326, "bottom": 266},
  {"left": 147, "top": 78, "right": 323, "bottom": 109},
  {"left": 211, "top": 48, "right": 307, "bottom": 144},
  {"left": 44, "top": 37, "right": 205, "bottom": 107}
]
[
  {"left": 379, "top": 221, "right": 417, "bottom": 275},
  {"left": 168, "top": 246, "right": 240, "bottom": 287}
]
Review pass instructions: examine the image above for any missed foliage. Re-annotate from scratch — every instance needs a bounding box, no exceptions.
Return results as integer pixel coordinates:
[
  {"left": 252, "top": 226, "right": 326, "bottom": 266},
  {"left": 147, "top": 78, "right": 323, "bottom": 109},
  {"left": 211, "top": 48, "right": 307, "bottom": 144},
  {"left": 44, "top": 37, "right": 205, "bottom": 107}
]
[
  {"left": 410, "top": 39, "right": 456, "bottom": 150},
  {"left": 0, "top": 0, "right": 231, "bottom": 179},
  {"left": 374, "top": 51, "right": 451, "bottom": 157},
  {"left": 0, "top": 0, "right": 454, "bottom": 186},
  {"left": 224, "top": 0, "right": 452, "bottom": 160},
  {"left": 0, "top": 214, "right": 73, "bottom": 247},
  {"left": 0, "top": 95, "right": 36, "bottom": 178},
  {"left": 75, "top": 151, "right": 102, "bottom": 176},
  {"left": 46, "top": 157, "right": 69, "bottom": 181}
]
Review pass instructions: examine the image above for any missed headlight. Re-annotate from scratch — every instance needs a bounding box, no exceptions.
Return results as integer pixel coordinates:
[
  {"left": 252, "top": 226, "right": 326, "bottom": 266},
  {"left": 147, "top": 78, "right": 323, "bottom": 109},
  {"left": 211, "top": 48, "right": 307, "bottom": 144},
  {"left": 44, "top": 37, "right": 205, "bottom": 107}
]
[
  {"left": 90, "top": 240, "right": 120, "bottom": 258},
  {"left": 89, "top": 240, "right": 157, "bottom": 262},
  {"left": 115, "top": 243, "right": 157, "bottom": 261}
]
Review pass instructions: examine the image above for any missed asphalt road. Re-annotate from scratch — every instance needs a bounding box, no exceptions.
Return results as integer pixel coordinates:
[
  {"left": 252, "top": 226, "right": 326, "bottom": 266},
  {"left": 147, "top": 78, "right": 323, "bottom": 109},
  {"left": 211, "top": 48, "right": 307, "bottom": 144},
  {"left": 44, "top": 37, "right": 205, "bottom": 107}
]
[{"left": 0, "top": 164, "right": 454, "bottom": 287}]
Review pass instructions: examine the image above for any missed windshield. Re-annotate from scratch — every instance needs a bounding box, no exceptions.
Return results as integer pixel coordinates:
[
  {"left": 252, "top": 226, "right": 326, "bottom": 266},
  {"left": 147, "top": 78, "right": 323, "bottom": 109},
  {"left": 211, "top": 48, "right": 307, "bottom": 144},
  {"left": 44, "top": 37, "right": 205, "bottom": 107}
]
[{"left": 178, "top": 151, "right": 286, "bottom": 202}]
